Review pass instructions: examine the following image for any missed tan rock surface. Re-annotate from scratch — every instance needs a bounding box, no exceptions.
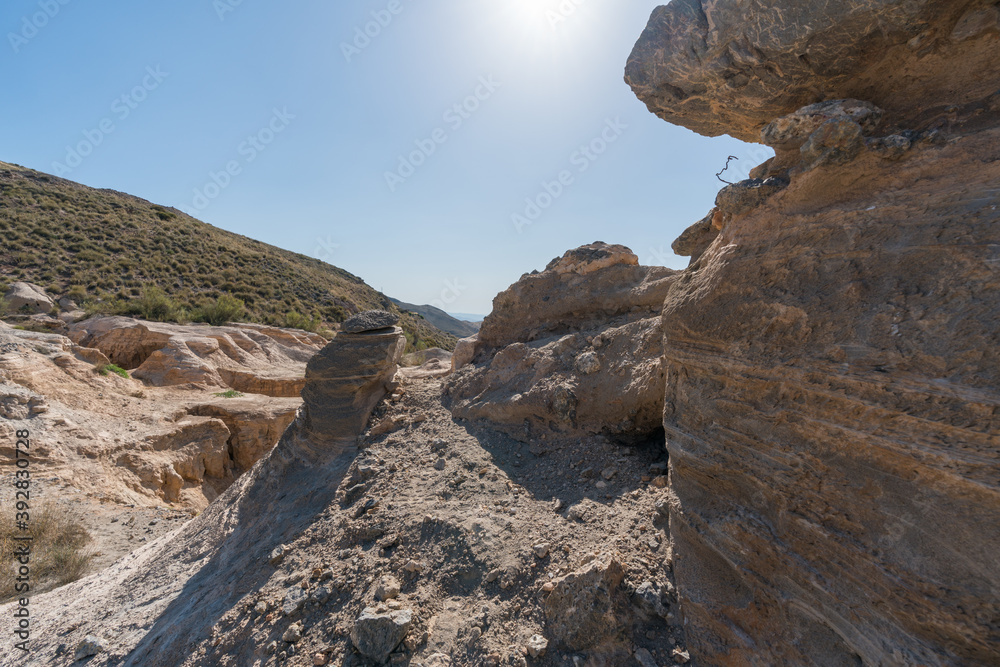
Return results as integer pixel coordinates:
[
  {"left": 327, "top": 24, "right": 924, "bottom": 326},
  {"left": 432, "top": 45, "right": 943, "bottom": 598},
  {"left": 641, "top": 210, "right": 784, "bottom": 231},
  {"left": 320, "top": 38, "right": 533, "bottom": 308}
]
[
  {"left": 625, "top": 0, "right": 1000, "bottom": 142},
  {"left": 659, "top": 128, "right": 1000, "bottom": 665},
  {"left": 446, "top": 243, "right": 676, "bottom": 443},
  {"left": 67, "top": 316, "right": 325, "bottom": 394},
  {"left": 0, "top": 320, "right": 311, "bottom": 510}
]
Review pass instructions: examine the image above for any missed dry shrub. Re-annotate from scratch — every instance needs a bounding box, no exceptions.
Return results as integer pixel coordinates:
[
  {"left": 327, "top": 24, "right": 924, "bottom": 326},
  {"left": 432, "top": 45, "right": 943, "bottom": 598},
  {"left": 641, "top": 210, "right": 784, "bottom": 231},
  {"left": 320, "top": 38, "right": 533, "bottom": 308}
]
[{"left": 0, "top": 500, "right": 93, "bottom": 602}]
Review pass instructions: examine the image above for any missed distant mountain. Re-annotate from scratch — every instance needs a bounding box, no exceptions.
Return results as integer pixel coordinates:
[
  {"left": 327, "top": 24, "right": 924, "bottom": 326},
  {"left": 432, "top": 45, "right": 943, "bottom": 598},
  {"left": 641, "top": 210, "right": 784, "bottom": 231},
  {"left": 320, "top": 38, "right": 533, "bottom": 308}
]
[
  {"left": 0, "top": 161, "right": 456, "bottom": 350},
  {"left": 448, "top": 312, "right": 486, "bottom": 324},
  {"left": 389, "top": 298, "right": 480, "bottom": 338}
]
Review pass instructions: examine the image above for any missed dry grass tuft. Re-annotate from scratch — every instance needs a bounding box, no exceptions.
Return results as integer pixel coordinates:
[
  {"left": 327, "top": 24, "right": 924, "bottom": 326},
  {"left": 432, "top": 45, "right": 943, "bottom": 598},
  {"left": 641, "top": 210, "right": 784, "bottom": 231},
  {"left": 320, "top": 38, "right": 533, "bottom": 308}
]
[{"left": 0, "top": 500, "right": 93, "bottom": 602}]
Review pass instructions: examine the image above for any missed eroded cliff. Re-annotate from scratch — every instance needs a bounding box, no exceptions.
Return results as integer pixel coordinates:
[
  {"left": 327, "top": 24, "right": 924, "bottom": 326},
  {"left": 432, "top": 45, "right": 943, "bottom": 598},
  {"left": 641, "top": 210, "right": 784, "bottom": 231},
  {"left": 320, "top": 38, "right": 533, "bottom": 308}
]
[{"left": 628, "top": 1, "right": 1000, "bottom": 665}]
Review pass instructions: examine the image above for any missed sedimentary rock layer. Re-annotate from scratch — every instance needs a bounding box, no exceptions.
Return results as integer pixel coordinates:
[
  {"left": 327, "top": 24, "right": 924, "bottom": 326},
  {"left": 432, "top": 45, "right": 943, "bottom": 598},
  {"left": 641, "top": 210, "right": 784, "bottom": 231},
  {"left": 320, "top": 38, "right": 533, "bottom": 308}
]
[{"left": 661, "top": 129, "right": 1000, "bottom": 665}]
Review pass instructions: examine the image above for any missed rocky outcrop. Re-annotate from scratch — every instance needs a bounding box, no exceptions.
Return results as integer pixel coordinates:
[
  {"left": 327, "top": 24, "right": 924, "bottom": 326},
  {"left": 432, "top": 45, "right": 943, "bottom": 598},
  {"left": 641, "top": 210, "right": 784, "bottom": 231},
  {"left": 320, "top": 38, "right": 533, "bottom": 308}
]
[
  {"left": 115, "top": 417, "right": 233, "bottom": 506},
  {"left": 67, "top": 317, "right": 325, "bottom": 394},
  {"left": 661, "top": 136, "right": 1000, "bottom": 666},
  {"left": 629, "top": 7, "right": 1000, "bottom": 663},
  {"left": 300, "top": 314, "right": 406, "bottom": 447},
  {"left": 187, "top": 398, "right": 301, "bottom": 471},
  {"left": 2, "top": 281, "right": 54, "bottom": 314},
  {"left": 625, "top": 0, "right": 1000, "bottom": 142},
  {"left": 445, "top": 243, "right": 676, "bottom": 442},
  {"left": 629, "top": 3, "right": 1000, "bottom": 665}
]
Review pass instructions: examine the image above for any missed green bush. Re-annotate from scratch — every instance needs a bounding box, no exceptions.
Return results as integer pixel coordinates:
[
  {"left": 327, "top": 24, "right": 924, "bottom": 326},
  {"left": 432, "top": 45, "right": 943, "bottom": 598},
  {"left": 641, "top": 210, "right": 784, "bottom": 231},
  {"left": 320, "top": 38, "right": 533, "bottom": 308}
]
[
  {"left": 122, "top": 287, "right": 178, "bottom": 322},
  {"left": 98, "top": 364, "right": 129, "bottom": 379},
  {"left": 284, "top": 310, "right": 321, "bottom": 333},
  {"left": 195, "top": 293, "right": 245, "bottom": 326},
  {"left": 213, "top": 389, "right": 244, "bottom": 399}
]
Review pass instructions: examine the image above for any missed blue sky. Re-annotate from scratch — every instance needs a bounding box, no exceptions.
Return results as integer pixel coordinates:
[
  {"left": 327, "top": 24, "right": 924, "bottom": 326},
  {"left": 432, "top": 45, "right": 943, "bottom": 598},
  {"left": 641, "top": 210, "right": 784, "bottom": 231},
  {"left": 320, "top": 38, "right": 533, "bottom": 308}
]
[{"left": 1, "top": 0, "right": 767, "bottom": 315}]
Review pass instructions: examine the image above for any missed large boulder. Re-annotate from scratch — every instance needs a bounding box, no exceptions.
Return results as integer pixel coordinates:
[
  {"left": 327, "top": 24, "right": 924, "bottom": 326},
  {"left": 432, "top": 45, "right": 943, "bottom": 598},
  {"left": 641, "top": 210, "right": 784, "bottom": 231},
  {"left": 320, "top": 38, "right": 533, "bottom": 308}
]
[
  {"left": 625, "top": 0, "right": 1000, "bottom": 142},
  {"left": 445, "top": 243, "right": 676, "bottom": 442},
  {"left": 658, "top": 126, "right": 1000, "bottom": 664},
  {"left": 300, "top": 318, "right": 405, "bottom": 446},
  {"left": 3, "top": 282, "right": 54, "bottom": 314}
]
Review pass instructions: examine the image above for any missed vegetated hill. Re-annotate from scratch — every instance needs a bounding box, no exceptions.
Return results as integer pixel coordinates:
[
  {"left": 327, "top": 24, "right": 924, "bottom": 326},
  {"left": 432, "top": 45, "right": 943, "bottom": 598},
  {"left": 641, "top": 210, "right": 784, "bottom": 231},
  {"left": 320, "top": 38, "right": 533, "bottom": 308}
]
[
  {"left": 389, "top": 297, "right": 480, "bottom": 338},
  {"left": 0, "top": 161, "right": 455, "bottom": 351}
]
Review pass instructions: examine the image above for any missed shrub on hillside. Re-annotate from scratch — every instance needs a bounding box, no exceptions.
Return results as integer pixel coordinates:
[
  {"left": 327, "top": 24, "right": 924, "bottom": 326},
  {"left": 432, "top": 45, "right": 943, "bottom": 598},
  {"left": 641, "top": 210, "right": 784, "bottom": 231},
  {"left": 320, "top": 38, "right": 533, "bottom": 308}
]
[
  {"left": 122, "top": 287, "right": 180, "bottom": 322},
  {"left": 195, "top": 294, "right": 245, "bottom": 326},
  {"left": 284, "top": 310, "right": 321, "bottom": 333}
]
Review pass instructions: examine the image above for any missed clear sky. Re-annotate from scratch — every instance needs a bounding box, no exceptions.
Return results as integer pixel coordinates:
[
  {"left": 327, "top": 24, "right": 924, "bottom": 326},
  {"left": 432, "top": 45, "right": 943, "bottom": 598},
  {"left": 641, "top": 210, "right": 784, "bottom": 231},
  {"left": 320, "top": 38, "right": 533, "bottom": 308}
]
[{"left": 1, "top": 0, "right": 768, "bottom": 316}]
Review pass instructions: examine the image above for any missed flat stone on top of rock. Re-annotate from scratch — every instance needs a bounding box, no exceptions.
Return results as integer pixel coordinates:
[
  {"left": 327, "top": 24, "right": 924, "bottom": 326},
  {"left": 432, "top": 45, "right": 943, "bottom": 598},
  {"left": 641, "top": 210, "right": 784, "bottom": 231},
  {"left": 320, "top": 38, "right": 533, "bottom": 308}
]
[{"left": 342, "top": 310, "right": 400, "bottom": 334}]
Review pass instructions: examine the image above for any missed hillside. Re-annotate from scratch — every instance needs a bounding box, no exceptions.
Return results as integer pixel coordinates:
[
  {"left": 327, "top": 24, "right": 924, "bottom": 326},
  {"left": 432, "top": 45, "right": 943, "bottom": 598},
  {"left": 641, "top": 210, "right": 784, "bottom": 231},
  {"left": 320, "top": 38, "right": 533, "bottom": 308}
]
[
  {"left": 389, "top": 297, "right": 480, "bottom": 338},
  {"left": 0, "top": 161, "right": 456, "bottom": 351}
]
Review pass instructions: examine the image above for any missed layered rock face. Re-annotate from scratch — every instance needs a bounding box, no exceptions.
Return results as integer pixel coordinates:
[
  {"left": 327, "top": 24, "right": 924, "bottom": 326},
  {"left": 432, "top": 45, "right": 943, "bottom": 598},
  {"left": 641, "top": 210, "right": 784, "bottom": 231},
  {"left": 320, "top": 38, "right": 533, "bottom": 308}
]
[
  {"left": 68, "top": 316, "right": 325, "bottom": 395},
  {"left": 446, "top": 243, "right": 676, "bottom": 442},
  {"left": 625, "top": 0, "right": 1000, "bottom": 142},
  {"left": 300, "top": 311, "right": 405, "bottom": 448},
  {"left": 629, "top": 2, "right": 1000, "bottom": 665}
]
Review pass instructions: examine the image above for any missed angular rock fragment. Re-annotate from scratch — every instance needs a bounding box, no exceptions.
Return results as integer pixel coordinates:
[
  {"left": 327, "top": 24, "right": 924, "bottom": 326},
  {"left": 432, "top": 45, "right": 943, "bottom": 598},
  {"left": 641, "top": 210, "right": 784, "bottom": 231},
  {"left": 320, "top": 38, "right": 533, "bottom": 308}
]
[
  {"left": 351, "top": 607, "right": 412, "bottom": 664},
  {"left": 543, "top": 553, "right": 625, "bottom": 650}
]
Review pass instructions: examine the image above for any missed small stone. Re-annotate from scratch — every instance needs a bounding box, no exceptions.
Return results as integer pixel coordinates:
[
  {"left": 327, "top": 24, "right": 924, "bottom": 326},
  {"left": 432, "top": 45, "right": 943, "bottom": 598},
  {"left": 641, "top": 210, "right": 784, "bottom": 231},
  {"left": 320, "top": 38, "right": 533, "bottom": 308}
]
[
  {"left": 646, "top": 630, "right": 656, "bottom": 640},
  {"left": 269, "top": 545, "right": 287, "bottom": 565},
  {"left": 283, "top": 586, "right": 308, "bottom": 616},
  {"left": 255, "top": 601, "right": 268, "bottom": 614},
  {"left": 533, "top": 543, "right": 550, "bottom": 559},
  {"left": 634, "top": 647, "right": 658, "bottom": 667},
  {"left": 468, "top": 626, "right": 483, "bottom": 643},
  {"left": 574, "top": 351, "right": 601, "bottom": 375},
  {"left": 651, "top": 476, "right": 668, "bottom": 488},
  {"left": 541, "top": 582, "right": 555, "bottom": 592},
  {"left": 595, "top": 481, "right": 608, "bottom": 489},
  {"left": 601, "top": 467, "right": 617, "bottom": 480},
  {"left": 313, "top": 652, "right": 329, "bottom": 666},
  {"left": 403, "top": 560, "right": 423, "bottom": 574},
  {"left": 423, "top": 653, "right": 453, "bottom": 667},
  {"left": 434, "top": 458, "right": 446, "bottom": 470},
  {"left": 484, "top": 654, "right": 501, "bottom": 667},
  {"left": 672, "top": 648, "right": 690, "bottom": 664},
  {"left": 282, "top": 622, "right": 303, "bottom": 643},
  {"left": 311, "top": 586, "right": 332, "bottom": 603},
  {"left": 526, "top": 634, "right": 548, "bottom": 658},
  {"left": 867, "top": 134, "right": 912, "bottom": 160},
  {"left": 486, "top": 568, "right": 501, "bottom": 583},
  {"left": 375, "top": 576, "right": 401, "bottom": 601},
  {"left": 266, "top": 641, "right": 278, "bottom": 654},
  {"left": 74, "top": 635, "right": 108, "bottom": 661}
]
